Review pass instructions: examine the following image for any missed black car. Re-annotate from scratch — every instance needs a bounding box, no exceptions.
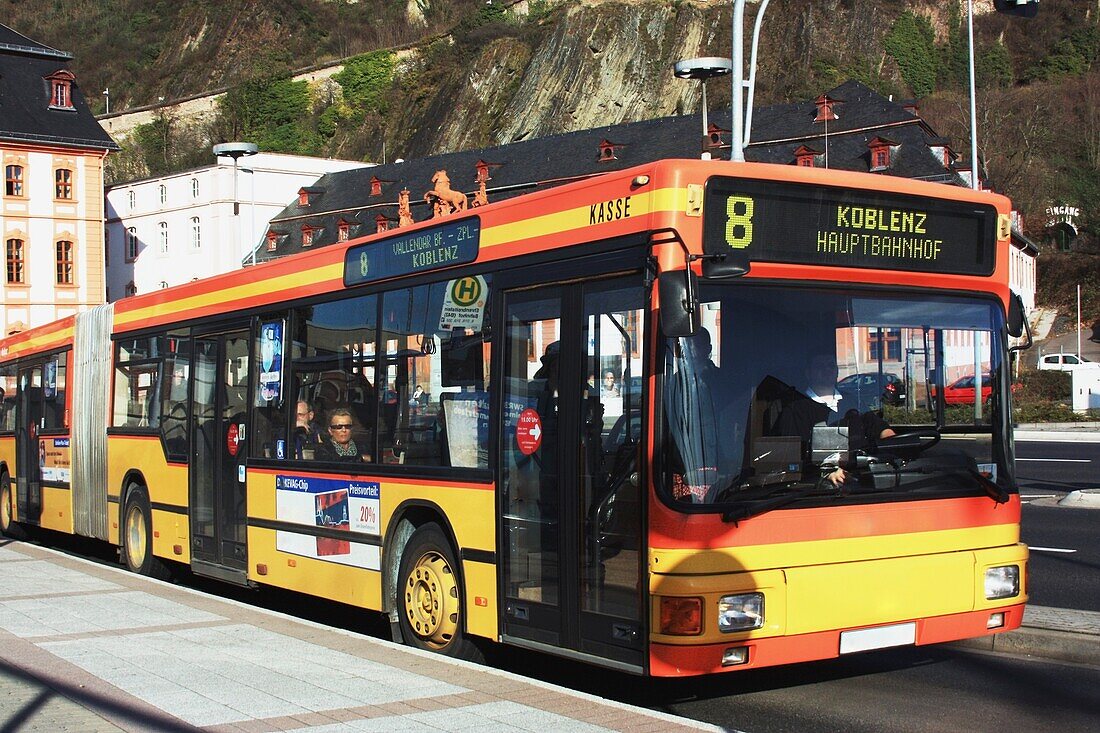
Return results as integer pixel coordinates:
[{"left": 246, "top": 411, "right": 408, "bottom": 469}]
[{"left": 836, "top": 371, "right": 905, "bottom": 406}]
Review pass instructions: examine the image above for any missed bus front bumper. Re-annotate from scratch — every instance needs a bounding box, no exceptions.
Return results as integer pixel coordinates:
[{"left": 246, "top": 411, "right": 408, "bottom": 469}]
[{"left": 649, "top": 602, "right": 1026, "bottom": 677}]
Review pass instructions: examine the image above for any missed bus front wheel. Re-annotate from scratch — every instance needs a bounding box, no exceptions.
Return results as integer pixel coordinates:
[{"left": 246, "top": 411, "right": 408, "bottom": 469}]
[
  {"left": 123, "top": 487, "right": 170, "bottom": 580},
  {"left": 0, "top": 473, "right": 25, "bottom": 540},
  {"left": 397, "top": 523, "right": 481, "bottom": 661}
]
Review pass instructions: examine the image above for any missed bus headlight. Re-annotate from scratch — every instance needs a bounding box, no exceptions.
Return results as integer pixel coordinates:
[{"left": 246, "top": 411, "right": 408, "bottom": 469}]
[
  {"left": 984, "top": 565, "right": 1019, "bottom": 600},
  {"left": 718, "top": 592, "right": 764, "bottom": 632}
]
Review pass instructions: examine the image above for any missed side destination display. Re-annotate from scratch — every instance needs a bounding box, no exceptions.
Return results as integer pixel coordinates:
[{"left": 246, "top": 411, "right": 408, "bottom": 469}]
[
  {"left": 703, "top": 177, "right": 997, "bottom": 276},
  {"left": 344, "top": 217, "right": 480, "bottom": 286}
]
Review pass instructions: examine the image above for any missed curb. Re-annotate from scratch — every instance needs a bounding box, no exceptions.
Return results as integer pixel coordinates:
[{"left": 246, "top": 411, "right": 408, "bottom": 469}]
[{"left": 953, "top": 626, "right": 1100, "bottom": 666}]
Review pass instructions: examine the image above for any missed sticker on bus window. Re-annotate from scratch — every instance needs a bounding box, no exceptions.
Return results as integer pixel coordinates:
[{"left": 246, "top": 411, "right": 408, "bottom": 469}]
[
  {"left": 439, "top": 275, "right": 488, "bottom": 331},
  {"left": 257, "top": 320, "right": 284, "bottom": 403}
]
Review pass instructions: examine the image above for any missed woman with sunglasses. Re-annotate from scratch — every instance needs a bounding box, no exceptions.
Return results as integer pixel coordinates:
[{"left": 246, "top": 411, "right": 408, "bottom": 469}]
[{"left": 315, "top": 408, "right": 370, "bottom": 462}]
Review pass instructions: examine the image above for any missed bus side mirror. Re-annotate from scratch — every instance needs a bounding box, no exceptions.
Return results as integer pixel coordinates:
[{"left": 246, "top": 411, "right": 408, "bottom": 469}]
[
  {"left": 658, "top": 269, "right": 699, "bottom": 337},
  {"left": 1007, "top": 291, "right": 1033, "bottom": 352}
]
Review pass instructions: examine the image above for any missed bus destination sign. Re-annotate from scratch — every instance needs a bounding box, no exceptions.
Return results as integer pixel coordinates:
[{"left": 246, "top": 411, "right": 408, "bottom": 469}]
[
  {"left": 702, "top": 177, "right": 997, "bottom": 276},
  {"left": 344, "top": 217, "right": 481, "bottom": 287}
]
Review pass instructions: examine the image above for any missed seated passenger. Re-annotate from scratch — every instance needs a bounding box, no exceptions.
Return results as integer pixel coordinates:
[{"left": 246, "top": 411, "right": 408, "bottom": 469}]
[
  {"left": 315, "top": 408, "right": 372, "bottom": 463},
  {"left": 774, "top": 353, "right": 895, "bottom": 486},
  {"left": 294, "top": 399, "right": 324, "bottom": 458}
]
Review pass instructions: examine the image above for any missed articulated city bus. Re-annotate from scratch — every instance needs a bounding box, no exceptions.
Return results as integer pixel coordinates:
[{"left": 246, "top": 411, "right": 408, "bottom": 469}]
[{"left": 0, "top": 158, "right": 1028, "bottom": 676}]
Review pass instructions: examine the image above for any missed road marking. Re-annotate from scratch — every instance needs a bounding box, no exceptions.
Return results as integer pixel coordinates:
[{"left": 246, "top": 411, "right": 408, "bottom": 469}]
[
  {"left": 1016, "top": 458, "right": 1091, "bottom": 463},
  {"left": 1029, "top": 546, "right": 1077, "bottom": 554}
]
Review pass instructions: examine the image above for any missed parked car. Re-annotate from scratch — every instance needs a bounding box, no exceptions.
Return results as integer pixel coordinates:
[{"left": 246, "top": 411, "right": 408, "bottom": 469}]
[
  {"left": 836, "top": 371, "right": 906, "bottom": 406},
  {"left": 931, "top": 374, "right": 1020, "bottom": 405},
  {"left": 1036, "top": 353, "right": 1100, "bottom": 371}
]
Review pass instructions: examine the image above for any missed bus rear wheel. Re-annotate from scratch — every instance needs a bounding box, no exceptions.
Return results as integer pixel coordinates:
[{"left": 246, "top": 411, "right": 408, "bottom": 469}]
[
  {"left": 0, "top": 473, "right": 25, "bottom": 540},
  {"left": 123, "top": 487, "right": 170, "bottom": 580},
  {"left": 397, "top": 523, "right": 481, "bottom": 661}
]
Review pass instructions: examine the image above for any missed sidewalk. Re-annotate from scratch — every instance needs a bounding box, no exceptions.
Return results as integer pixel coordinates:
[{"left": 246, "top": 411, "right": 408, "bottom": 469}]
[
  {"left": 2, "top": 544, "right": 1097, "bottom": 733},
  {"left": 0, "top": 542, "right": 719, "bottom": 733}
]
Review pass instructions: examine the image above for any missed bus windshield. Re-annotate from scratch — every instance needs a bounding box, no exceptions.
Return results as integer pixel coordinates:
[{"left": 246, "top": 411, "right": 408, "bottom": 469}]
[{"left": 661, "top": 284, "right": 1014, "bottom": 514}]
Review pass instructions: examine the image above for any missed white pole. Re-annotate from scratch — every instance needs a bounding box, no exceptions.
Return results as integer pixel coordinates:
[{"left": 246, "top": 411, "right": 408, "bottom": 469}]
[
  {"left": 967, "top": 0, "right": 979, "bottom": 190},
  {"left": 701, "top": 82, "right": 710, "bottom": 160},
  {"left": 742, "top": 0, "right": 771, "bottom": 148},
  {"left": 1078, "top": 284, "right": 1082, "bottom": 359},
  {"left": 731, "top": 0, "right": 746, "bottom": 162}
]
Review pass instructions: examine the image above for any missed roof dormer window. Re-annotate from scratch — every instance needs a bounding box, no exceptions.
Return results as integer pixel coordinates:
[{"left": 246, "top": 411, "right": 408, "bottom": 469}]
[
  {"left": 266, "top": 231, "right": 279, "bottom": 252},
  {"left": 375, "top": 214, "right": 390, "bottom": 234},
  {"left": 46, "top": 70, "right": 75, "bottom": 110},
  {"left": 298, "top": 189, "right": 309, "bottom": 207},
  {"left": 598, "top": 140, "right": 624, "bottom": 162},
  {"left": 301, "top": 224, "right": 315, "bottom": 247},
  {"left": 814, "top": 93, "right": 840, "bottom": 122},
  {"left": 298, "top": 186, "right": 324, "bottom": 207},
  {"left": 706, "top": 123, "right": 728, "bottom": 149},
  {"left": 868, "top": 136, "right": 896, "bottom": 171},
  {"left": 794, "top": 144, "right": 820, "bottom": 168},
  {"left": 370, "top": 177, "right": 384, "bottom": 197}
]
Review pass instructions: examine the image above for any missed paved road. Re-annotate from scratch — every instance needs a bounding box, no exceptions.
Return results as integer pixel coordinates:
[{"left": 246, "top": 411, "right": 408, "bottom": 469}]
[
  {"left": 1020, "top": 504, "right": 1100, "bottom": 612},
  {"left": 1016, "top": 437, "right": 1100, "bottom": 494},
  {"left": 646, "top": 645, "right": 1100, "bottom": 733}
]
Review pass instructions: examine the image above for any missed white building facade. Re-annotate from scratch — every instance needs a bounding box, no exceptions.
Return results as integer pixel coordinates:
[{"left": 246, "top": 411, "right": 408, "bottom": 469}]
[{"left": 105, "top": 153, "right": 369, "bottom": 301}]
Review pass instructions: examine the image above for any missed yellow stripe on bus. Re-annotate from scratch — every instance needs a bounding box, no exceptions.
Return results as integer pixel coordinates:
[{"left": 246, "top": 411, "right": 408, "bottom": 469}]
[
  {"left": 114, "top": 262, "right": 345, "bottom": 328},
  {"left": 481, "top": 187, "right": 687, "bottom": 248}
]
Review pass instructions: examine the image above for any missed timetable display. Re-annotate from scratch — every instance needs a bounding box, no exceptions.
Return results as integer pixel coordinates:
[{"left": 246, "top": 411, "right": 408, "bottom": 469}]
[
  {"left": 344, "top": 217, "right": 480, "bottom": 286},
  {"left": 702, "top": 177, "right": 997, "bottom": 276}
]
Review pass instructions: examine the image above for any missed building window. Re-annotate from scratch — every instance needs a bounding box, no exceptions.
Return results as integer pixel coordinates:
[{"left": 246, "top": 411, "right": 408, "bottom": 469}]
[
  {"left": 301, "top": 225, "right": 314, "bottom": 247},
  {"left": 55, "top": 240, "right": 74, "bottom": 285},
  {"left": 158, "top": 221, "right": 168, "bottom": 255},
  {"left": 190, "top": 217, "right": 201, "bottom": 249},
  {"left": 128, "top": 190, "right": 136, "bottom": 210},
  {"left": 47, "top": 71, "right": 75, "bottom": 110},
  {"left": 868, "top": 328, "right": 901, "bottom": 361},
  {"left": 6, "top": 239, "right": 25, "bottom": 284},
  {"left": 159, "top": 184, "right": 167, "bottom": 205},
  {"left": 873, "top": 149, "right": 888, "bottom": 168},
  {"left": 125, "top": 281, "right": 137, "bottom": 297},
  {"left": 125, "top": 227, "right": 138, "bottom": 261},
  {"left": 298, "top": 189, "right": 309, "bottom": 207},
  {"left": 190, "top": 178, "right": 199, "bottom": 199},
  {"left": 370, "top": 177, "right": 383, "bottom": 197},
  {"left": 55, "top": 168, "right": 73, "bottom": 199},
  {"left": 266, "top": 231, "right": 278, "bottom": 252},
  {"left": 4, "top": 165, "right": 23, "bottom": 197},
  {"left": 337, "top": 221, "right": 350, "bottom": 242}
]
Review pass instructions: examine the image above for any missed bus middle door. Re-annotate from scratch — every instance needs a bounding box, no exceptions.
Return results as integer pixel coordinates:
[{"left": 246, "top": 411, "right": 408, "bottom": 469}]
[{"left": 189, "top": 328, "right": 250, "bottom": 579}]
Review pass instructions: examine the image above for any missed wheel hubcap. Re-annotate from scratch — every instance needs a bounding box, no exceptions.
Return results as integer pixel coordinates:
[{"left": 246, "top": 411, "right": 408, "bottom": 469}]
[
  {"left": 403, "top": 550, "right": 459, "bottom": 649},
  {"left": 126, "top": 505, "right": 146, "bottom": 569},
  {"left": 1, "top": 485, "right": 10, "bottom": 530}
]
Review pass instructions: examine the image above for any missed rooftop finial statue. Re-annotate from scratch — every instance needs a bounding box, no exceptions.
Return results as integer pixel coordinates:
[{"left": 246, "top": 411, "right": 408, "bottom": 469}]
[
  {"left": 424, "top": 170, "right": 467, "bottom": 217},
  {"left": 398, "top": 188, "right": 414, "bottom": 228}
]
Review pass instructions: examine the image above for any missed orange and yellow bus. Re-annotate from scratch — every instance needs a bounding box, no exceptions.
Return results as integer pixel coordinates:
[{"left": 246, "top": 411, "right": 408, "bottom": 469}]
[{"left": 0, "top": 158, "right": 1028, "bottom": 676}]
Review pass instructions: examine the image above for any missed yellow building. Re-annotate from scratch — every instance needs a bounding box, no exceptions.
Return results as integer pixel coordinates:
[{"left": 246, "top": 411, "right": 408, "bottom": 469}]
[{"left": 0, "top": 24, "right": 117, "bottom": 334}]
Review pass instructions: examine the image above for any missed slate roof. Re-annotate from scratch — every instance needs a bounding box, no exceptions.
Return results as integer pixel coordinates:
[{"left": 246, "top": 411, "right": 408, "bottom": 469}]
[
  {"left": 253, "top": 80, "right": 966, "bottom": 263},
  {"left": 0, "top": 23, "right": 118, "bottom": 151}
]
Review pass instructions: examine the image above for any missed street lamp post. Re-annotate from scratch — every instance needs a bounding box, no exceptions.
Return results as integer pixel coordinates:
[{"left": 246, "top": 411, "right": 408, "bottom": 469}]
[
  {"left": 674, "top": 57, "right": 733, "bottom": 160},
  {"left": 212, "top": 142, "right": 258, "bottom": 269},
  {"left": 730, "top": 0, "right": 772, "bottom": 162}
]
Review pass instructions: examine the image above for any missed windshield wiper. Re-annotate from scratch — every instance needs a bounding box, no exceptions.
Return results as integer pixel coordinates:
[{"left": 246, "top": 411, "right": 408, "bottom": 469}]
[{"left": 721, "top": 480, "right": 841, "bottom": 523}]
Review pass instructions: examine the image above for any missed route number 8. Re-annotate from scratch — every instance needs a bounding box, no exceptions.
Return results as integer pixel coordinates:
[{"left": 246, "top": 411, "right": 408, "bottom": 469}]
[{"left": 725, "top": 195, "right": 754, "bottom": 250}]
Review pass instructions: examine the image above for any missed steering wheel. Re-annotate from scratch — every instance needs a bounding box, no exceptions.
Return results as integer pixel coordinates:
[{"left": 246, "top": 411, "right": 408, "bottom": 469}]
[{"left": 875, "top": 429, "right": 941, "bottom": 456}]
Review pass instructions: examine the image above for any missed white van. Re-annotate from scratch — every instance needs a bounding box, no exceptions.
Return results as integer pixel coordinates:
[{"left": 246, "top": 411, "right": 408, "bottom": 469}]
[{"left": 1036, "top": 352, "right": 1100, "bottom": 371}]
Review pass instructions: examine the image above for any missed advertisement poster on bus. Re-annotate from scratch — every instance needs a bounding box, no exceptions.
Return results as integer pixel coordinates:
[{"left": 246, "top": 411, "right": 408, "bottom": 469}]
[
  {"left": 257, "top": 321, "right": 284, "bottom": 404},
  {"left": 274, "top": 475, "right": 380, "bottom": 570},
  {"left": 39, "top": 437, "right": 70, "bottom": 483},
  {"left": 44, "top": 360, "right": 57, "bottom": 399}
]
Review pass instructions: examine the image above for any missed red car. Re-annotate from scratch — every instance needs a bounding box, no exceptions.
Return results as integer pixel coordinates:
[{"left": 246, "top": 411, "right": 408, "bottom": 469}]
[{"left": 933, "top": 374, "right": 1009, "bottom": 405}]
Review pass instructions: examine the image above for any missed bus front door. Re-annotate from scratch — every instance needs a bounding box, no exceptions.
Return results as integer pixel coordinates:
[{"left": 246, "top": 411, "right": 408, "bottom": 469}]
[
  {"left": 189, "top": 329, "right": 250, "bottom": 579},
  {"left": 15, "top": 365, "right": 44, "bottom": 525},
  {"left": 500, "top": 275, "right": 645, "bottom": 672}
]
